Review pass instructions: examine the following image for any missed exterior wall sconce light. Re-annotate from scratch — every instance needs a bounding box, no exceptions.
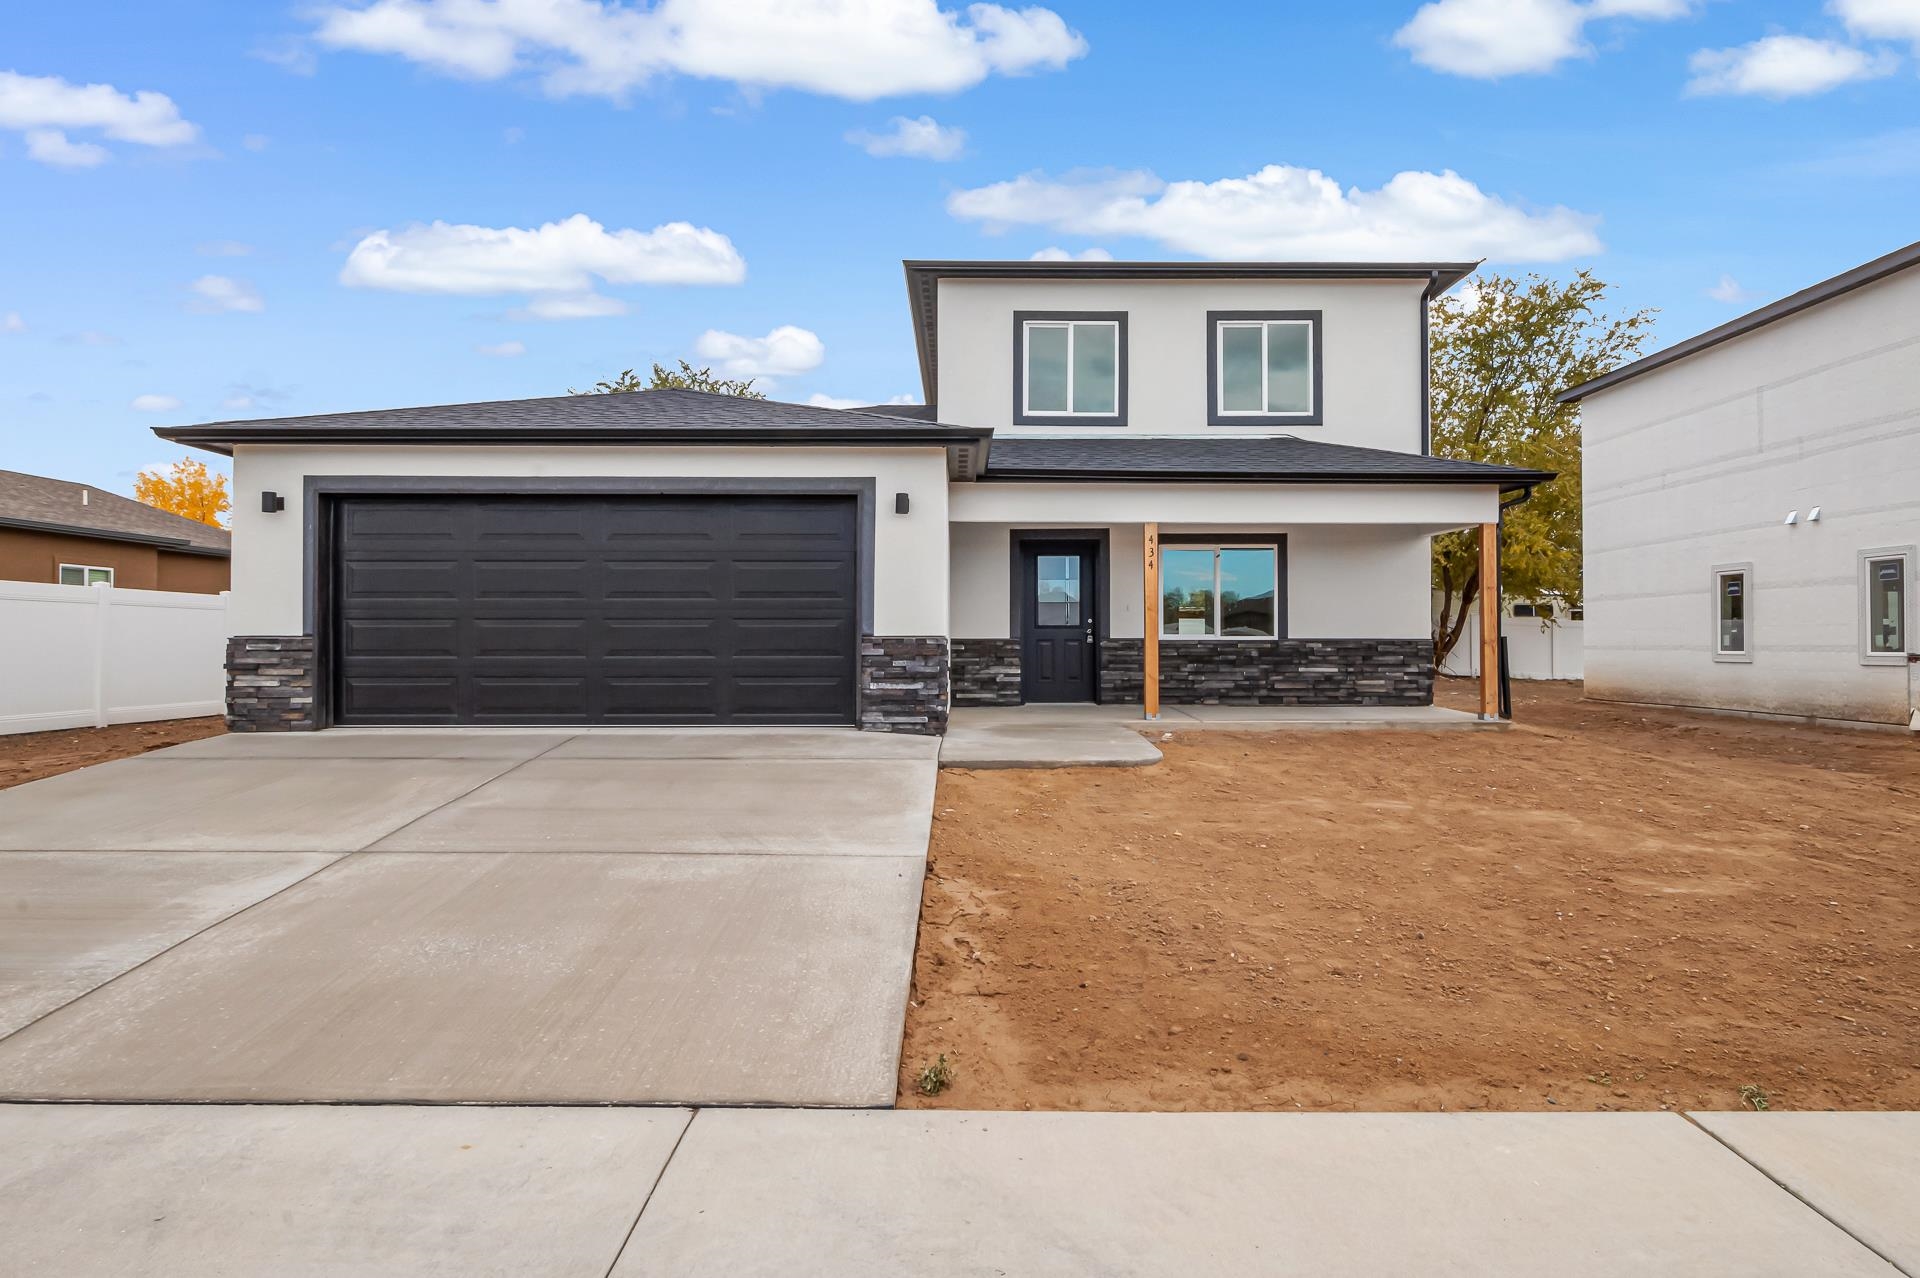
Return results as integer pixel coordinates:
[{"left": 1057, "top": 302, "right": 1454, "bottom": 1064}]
[
  {"left": 261, "top": 491, "right": 285, "bottom": 513},
  {"left": 894, "top": 492, "right": 910, "bottom": 515},
  {"left": 1784, "top": 510, "right": 1798, "bottom": 526},
  {"left": 1807, "top": 506, "right": 1822, "bottom": 522}
]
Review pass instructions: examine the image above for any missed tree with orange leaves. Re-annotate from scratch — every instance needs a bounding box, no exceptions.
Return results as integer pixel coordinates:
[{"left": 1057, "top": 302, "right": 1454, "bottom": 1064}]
[{"left": 135, "top": 456, "right": 231, "bottom": 527}]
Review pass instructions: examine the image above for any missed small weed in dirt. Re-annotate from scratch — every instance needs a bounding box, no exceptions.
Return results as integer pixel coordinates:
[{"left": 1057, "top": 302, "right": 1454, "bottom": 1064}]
[
  {"left": 917, "top": 1054, "right": 954, "bottom": 1096},
  {"left": 1739, "top": 1085, "right": 1771, "bottom": 1111}
]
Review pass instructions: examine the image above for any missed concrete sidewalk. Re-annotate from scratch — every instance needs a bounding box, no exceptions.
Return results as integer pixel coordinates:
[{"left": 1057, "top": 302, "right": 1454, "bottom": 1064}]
[{"left": 2, "top": 1106, "right": 1911, "bottom": 1277}]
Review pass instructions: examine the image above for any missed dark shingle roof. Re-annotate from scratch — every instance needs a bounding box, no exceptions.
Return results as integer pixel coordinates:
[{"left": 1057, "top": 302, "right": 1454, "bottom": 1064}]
[
  {"left": 981, "top": 436, "right": 1553, "bottom": 486},
  {"left": 155, "top": 388, "right": 987, "bottom": 455},
  {"left": 0, "top": 469, "right": 230, "bottom": 554}
]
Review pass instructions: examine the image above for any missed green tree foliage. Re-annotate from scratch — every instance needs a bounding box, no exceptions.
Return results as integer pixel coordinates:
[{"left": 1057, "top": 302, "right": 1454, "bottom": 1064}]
[
  {"left": 569, "top": 360, "right": 766, "bottom": 398},
  {"left": 1430, "top": 271, "right": 1654, "bottom": 666}
]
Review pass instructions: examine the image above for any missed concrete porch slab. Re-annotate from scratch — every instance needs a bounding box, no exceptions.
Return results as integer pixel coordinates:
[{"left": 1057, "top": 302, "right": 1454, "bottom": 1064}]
[
  {"left": 154, "top": 730, "right": 572, "bottom": 761},
  {"left": 1690, "top": 1112, "right": 1920, "bottom": 1274},
  {"left": 1146, "top": 704, "right": 1498, "bottom": 730},
  {"left": 0, "top": 851, "right": 340, "bottom": 1036},
  {"left": 0, "top": 757, "right": 520, "bottom": 852},
  {"left": 546, "top": 729, "right": 941, "bottom": 761},
  {"left": 370, "top": 758, "right": 936, "bottom": 856},
  {"left": 941, "top": 711, "right": 1164, "bottom": 769},
  {"left": 0, "top": 852, "right": 923, "bottom": 1105},
  {"left": 616, "top": 1110, "right": 1895, "bottom": 1277},
  {"left": 0, "top": 1104, "right": 689, "bottom": 1278}
]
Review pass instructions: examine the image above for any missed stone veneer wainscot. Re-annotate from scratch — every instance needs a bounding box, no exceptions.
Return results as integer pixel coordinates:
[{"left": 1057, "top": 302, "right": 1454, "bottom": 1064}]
[
  {"left": 225, "top": 635, "right": 318, "bottom": 732},
  {"left": 858, "top": 635, "right": 951, "bottom": 735}
]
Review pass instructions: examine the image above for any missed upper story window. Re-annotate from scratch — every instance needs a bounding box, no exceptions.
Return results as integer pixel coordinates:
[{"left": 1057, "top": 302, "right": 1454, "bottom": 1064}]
[
  {"left": 1207, "top": 310, "right": 1322, "bottom": 426},
  {"left": 1013, "top": 311, "right": 1126, "bottom": 426}
]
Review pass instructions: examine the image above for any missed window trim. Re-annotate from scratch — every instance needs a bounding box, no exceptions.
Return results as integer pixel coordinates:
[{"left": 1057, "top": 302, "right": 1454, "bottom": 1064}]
[
  {"left": 58, "top": 563, "right": 114, "bottom": 587},
  {"left": 1711, "top": 562, "right": 1753, "bottom": 663},
  {"left": 1857, "top": 545, "right": 1914, "bottom": 666},
  {"left": 1158, "top": 535, "right": 1286, "bottom": 642},
  {"left": 1011, "top": 311, "right": 1128, "bottom": 427},
  {"left": 1206, "top": 310, "right": 1324, "bottom": 427}
]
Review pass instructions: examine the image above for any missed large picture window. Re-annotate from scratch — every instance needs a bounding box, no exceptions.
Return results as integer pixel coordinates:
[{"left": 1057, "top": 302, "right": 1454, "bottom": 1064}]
[
  {"left": 1013, "top": 312, "right": 1126, "bottom": 426},
  {"left": 1161, "top": 544, "right": 1279, "bottom": 639},
  {"left": 1860, "top": 548, "right": 1912, "bottom": 665},
  {"left": 1207, "top": 310, "right": 1322, "bottom": 425}
]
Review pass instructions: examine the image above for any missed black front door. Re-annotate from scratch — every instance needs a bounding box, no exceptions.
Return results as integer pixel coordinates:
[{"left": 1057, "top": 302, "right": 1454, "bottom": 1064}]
[{"left": 1021, "top": 541, "right": 1098, "bottom": 702}]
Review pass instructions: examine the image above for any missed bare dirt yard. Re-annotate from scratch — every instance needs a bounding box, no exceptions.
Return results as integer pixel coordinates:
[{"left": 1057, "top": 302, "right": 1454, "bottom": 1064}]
[
  {"left": 902, "top": 681, "right": 1920, "bottom": 1113},
  {"left": 0, "top": 718, "right": 225, "bottom": 791}
]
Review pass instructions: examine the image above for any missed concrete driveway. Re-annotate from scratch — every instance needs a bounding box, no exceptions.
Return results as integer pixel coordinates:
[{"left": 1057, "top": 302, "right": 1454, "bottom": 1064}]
[{"left": 0, "top": 728, "right": 937, "bottom": 1106}]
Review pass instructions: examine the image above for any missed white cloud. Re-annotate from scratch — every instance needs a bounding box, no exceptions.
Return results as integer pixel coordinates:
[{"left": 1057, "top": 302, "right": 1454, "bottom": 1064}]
[
  {"left": 1706, "top": 274, "right": 1752, "bottom": 303},
  {"left": 1, "top": 311, "right": 23, "bottom": 333},
  {"left": 187, "top": 274, "right": 265, "bottom": 314},
  {"left": 242, "top": 132, "right": 270, "bottom": 151},
  {"left": 221, "top": 383, "right": 292, "bottom": 411},
  {"left": 130, "top": 394, "right": 183, "bottom": 412},
  {"left": 1393, "top": 0, "right": 1695, "bottom": 78},
  {"left": 61, "top": 329, "right": 119, "bottom": 346},
  {"left": 1834, "top": 0, "right": 1920, "bottom": 44},
  {"left": 1686, "top": 35, "right": 1897, "bottom": 98},
  {"left": 308, "top": 0, "right": 1086, "bottom": 102},
  {"left": 807, "top": 391, "right": 916, "bottom": 410},
  {"left": 476, "top": 339, "right": 527, "bottom": 356},
  {"left": 510, "top": 292, "right": 630, "bottom": 320},
  {"left": 949, "top": 164, "right": 1602, "bottom": 262},
  {"left": 693, "top": 325, "right": 825, "bottom": 379},
  {"left": 1029, "top": 245, "right": 1114, "bottom": 261},
  {"left": 23, "top": 128, "right": 109, "bottom": 167},
  {"left": 197, "top": 239, "right": 254, "bottom": 256},
  {"left": 340, "top": 213, "right": 744, "bottom": 319},
  {"left": 846, "top": 114, "right": 965, "bottom": 160},
  {"left": 0, "top": 71, "right": 199, "bottom": 168}
]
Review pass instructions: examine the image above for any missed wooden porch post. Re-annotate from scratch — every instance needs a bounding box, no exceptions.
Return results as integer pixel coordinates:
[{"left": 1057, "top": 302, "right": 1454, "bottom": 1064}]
[
  {"left": 1478, "top": 521, "right": 1500, "bottom": 719},
  {"left": 1143, "top": 522, "right": 1161, "bottom": 720}
]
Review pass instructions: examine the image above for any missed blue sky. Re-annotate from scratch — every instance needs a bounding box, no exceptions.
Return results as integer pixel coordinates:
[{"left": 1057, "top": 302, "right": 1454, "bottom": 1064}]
[{"left": 4, "top": 0, "right": 1917, "bottom": 495}]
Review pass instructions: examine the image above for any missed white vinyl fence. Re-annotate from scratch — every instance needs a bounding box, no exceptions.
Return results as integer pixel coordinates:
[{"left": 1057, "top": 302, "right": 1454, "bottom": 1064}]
[
  {"left": 1439, "top": 602, "right": 1585, "bottom": 682},
  {"left": 0, "top": 581, "right": 228, "bottom": 736}
]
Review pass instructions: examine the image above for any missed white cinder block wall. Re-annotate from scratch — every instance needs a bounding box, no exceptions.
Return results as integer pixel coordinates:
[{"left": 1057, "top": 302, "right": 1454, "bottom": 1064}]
[{"left": 1582, "top": 266, "right": 1920, "bottom": 726}]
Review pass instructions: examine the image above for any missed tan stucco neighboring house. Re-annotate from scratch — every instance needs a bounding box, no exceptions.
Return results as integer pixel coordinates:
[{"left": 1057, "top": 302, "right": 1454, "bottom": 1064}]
[{"left": 0, "top": 469, "right": 231, "bottom": 594}]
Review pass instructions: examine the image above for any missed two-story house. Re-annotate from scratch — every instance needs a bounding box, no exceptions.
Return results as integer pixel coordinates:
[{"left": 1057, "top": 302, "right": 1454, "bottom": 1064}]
[{"left": 156, "top": 259, "right": 1549, "bottom": 733}]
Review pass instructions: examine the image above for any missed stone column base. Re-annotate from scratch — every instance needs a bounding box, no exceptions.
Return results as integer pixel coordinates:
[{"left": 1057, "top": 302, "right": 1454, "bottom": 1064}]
[
  {"left": 226, "top": 635, "right": 318, "bottom": 731},
  {"left": 859, "top": 635, "right": 950, "bottom": 735},
  {"left": 951, "top": 638, "right": 1022, "bottom": 707}
]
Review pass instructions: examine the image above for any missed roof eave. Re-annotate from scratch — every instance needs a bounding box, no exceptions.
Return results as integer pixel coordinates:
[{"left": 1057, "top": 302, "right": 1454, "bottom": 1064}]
[
  {"left": 0, "top": 513, "right": 230, "bottom": 555},
  {"left": 153, "top": 424, "right": 991, "bottom": 456},
  {"left": 1559, "top": 237, "right": 1920, "bottom": 403},
  {"left": 977, "top": 469, "right": 1556, "bottom": 486}
]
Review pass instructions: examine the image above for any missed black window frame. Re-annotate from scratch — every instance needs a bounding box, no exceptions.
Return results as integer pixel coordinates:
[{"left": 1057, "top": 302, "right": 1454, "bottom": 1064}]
[
  {"left": 1206, "top": 309, "right": 1324, "bottom": 427},
  {"left": 1158, "top": 533, "right": 1288, "bottom": 641},
  {"left": 1012, "top": 310, "right": 1128, "bottom": 428}
]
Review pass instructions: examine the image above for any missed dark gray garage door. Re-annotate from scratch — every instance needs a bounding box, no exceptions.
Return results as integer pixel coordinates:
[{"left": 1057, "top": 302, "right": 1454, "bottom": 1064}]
[{"left": 332, "top": 494, "right": 858, "bottom": 725}]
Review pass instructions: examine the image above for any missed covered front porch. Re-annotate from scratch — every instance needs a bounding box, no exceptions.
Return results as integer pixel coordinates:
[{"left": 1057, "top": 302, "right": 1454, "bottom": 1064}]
[{"left": 944, "top": 475, "right": 1509, "bottom": 722}]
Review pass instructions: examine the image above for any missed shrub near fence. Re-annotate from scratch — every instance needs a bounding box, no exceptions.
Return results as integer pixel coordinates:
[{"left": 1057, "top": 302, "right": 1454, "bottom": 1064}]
[{"left": 0, "top": 581, "right": 228, "bottom": 736}]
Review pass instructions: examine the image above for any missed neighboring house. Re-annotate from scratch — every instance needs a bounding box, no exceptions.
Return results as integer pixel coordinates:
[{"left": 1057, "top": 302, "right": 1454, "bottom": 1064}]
[
  {"left": 155, "top": 259, "right": 1549, "bottom": 733},
  {"left": 1562, "top": 239, "right": 1920, "bottom": 730},
  {"left": 1438, "top": 595, "right": 1585, "bottom": 682},
  {"left": 0, "top": 469, "right": 231, "bottom": 594}
]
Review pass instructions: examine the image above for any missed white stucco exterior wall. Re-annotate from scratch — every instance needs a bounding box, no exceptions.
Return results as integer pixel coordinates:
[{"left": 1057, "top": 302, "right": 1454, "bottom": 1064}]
[
  {"left": 948, "top": 521, "right": 1433, "bottom": 641},
  {"left": 226, "top": 444, "right": 953, "bottom": 637},
  {"left": 1582, "top": 264, "right": 1920, "bottom": 726},
  {"left": 934, "top": 277, "right": 1427, "bottom": 450}
]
